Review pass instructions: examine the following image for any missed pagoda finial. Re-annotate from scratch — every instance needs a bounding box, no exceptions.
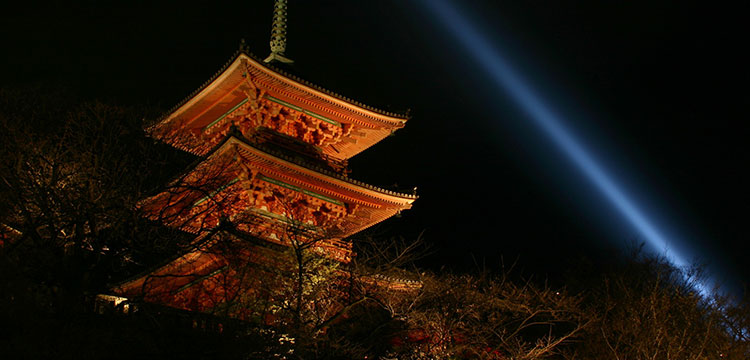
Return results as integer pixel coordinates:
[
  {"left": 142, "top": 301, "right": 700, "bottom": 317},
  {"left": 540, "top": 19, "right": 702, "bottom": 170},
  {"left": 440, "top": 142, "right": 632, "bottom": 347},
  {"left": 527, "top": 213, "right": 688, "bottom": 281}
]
[{"left": 264, "top": 0, "right": 293, "bottom": 64}]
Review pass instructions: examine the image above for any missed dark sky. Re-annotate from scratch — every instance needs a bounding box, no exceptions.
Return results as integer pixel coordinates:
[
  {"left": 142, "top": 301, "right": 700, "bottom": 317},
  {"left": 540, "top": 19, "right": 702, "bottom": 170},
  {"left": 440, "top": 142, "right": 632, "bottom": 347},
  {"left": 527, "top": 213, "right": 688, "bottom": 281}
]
[{"left": 2, "top": 1, "right": 748, "bottom": 292}]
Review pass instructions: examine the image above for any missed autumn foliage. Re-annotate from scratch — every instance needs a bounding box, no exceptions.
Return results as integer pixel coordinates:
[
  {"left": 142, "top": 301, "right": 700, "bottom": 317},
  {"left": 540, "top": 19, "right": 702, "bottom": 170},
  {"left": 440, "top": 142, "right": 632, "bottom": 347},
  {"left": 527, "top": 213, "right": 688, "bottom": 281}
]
[{"left": 1, "top": 89, "right": 748, "bottom": 359}]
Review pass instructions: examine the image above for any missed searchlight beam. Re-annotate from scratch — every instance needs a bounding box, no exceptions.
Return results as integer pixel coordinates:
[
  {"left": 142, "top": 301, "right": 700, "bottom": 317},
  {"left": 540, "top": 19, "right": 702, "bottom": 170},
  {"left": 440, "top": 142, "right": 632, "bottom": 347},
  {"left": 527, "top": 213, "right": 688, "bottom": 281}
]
[{"left": 417, "top": 0, "right": 709, "bottom": 295}]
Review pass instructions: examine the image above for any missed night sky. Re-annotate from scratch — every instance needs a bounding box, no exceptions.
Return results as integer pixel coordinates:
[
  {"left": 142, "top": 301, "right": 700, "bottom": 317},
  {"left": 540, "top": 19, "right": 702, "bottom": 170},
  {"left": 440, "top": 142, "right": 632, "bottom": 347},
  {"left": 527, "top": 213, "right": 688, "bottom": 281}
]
[{"left": 2, "top": 1, "right": 748, "bottom": 293}]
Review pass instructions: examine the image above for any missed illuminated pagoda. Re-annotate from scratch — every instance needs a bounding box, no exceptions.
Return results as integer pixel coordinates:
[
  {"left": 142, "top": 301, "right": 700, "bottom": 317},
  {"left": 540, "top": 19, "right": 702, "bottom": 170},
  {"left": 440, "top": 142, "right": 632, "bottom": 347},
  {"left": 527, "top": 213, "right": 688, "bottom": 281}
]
[{"left": 111, "top": 0, "right": 416, "bottom": 317}]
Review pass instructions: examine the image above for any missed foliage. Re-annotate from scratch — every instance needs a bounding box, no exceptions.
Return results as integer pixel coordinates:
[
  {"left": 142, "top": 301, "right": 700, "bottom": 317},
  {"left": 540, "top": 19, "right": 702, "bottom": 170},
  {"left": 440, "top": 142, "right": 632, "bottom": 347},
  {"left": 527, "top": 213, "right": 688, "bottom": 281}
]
[
  {"left": 562, "top": 252, "right": 750, "bottom": 360},
  {"left": 1, "top": 89, "right": 749, "bottom": 359},
  {"left": 0, "top": 87, "right": 191, "bottom": 310},
  {"left": 381, "top": 271, "right": 586, "bottom": 360}
]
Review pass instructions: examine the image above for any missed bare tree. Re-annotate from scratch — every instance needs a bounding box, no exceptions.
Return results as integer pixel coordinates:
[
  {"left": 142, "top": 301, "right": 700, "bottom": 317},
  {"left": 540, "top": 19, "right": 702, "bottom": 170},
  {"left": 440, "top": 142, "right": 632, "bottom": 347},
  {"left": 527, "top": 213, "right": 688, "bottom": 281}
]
[
  {"left": 377, "top": 268, "right": 587, "bottom": 360},
  {"left": 0, "top": 88, "right": 189, "bottom": 301},
  {"left": 561, "top": 252, "right": 750, "bottom": 360}
]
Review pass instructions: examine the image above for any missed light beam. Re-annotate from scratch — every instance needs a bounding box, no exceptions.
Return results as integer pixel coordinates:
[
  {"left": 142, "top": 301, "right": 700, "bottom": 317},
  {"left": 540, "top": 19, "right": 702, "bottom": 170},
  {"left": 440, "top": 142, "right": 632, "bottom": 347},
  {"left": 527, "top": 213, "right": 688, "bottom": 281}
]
[{"left": 417, "top": 0, "right": 710, "bottom": 295}]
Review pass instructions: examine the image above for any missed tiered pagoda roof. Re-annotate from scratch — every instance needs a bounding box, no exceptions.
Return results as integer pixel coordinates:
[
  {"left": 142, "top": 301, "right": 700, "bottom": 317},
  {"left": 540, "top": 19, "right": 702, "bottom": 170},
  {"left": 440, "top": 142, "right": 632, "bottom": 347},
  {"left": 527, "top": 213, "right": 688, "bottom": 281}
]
[
  {"left": 114, "top": 29, "right": 418, "bottom": 314},
  {"left": 140, "top": 45, "right": 416, "bottom": 245},
  {"left": 150, "top": 49, "right": 409, "bottom": 163},
  {"left": 139, "top": 133, "right": 416, "bottom": 242}
]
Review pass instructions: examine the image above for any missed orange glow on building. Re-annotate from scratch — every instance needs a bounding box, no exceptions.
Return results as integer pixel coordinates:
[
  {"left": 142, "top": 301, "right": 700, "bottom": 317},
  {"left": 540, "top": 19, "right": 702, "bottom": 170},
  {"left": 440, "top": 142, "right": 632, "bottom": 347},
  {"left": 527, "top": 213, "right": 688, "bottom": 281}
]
[{"left": 112, "top": 46, "right": 417, "bottom": 317}]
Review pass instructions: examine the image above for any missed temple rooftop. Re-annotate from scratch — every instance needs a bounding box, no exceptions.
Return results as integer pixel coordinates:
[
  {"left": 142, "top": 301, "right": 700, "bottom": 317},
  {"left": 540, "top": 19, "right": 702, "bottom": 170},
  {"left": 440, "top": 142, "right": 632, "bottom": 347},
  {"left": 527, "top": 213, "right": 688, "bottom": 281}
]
[{"left": 150, "top": 48, "right": 410, "bottom": 161}]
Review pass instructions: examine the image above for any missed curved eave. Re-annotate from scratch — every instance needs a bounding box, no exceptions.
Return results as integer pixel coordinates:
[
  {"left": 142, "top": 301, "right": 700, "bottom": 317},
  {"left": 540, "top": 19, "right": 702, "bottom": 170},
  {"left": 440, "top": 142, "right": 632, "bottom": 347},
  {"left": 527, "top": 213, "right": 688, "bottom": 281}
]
[
  {"left": 152, "top": 50, "right": 408, "bottom": 133},
  {"left": 217, "top": 136, "right": 417, "bottom": 207},
  {"left": 240, "top": 51, "right": 408, "bottom": 123}
]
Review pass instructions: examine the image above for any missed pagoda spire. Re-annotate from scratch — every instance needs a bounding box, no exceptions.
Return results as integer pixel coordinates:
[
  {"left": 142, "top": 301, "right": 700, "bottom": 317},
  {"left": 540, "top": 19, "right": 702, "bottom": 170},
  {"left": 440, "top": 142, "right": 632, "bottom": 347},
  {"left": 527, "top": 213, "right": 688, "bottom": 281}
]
[{"left": 264, "top": 0, "right": 293, "bottom": 64}]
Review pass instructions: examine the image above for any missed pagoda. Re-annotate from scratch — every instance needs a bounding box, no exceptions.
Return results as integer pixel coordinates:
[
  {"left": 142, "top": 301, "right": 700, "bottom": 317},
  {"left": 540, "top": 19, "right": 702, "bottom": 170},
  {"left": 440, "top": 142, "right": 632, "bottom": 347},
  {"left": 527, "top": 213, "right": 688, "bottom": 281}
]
[{"left": 111, "top": 0, "right": 416, "bottom": 318}]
